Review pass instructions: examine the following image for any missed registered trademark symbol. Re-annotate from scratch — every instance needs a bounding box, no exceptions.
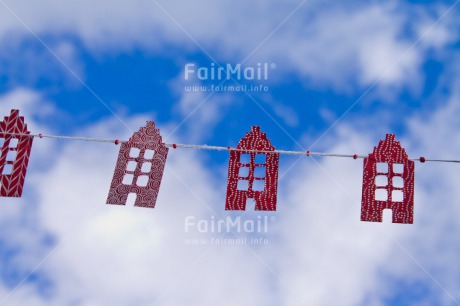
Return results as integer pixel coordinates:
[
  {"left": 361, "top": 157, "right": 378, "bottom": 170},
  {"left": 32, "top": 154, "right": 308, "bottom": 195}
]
[{"left": 270, "top": 63, "right": 276, "bottom": 69}]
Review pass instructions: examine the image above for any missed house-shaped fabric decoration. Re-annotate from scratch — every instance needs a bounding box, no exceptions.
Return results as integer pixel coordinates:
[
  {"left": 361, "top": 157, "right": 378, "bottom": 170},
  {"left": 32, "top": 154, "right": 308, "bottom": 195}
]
[
  {"left": 361, "top": 134, "right": 415, "bottom": 224},
  {"left": 0, "top": 109, "right": 34, "bottom": 198},
  {"left": 106, "top": 121, "right": 168, "bottom": 208},
  {"left": 226, "top": 126, "right": 279, "bottom": 211}
]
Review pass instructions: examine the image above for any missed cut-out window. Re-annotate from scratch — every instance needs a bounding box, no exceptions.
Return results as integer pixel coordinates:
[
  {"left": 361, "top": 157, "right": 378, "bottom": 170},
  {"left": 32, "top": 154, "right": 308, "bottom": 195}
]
[
  {"left": 392, "top": 190, "right": 403, "bottom": 202},
  {"left": 375, "top": 175, "right": 387, "bottom": 187},
  {"left": 144, "top": 149, "right": 155, "bottom": 160},
  {"left": 393, "top": 163, "right": 404, "bottom": 174},
  {"left": 129, "top": 148, "right": 140, "bottom": 158},
  {"left": 392, "top": 176, "right": 404, "bottom": 188},
  {"left": 9, "top": 138, "right": 18, "bottom": 148},
  {"left": 6, "top": 150, "right": 17, "bottom": 162},
  {"left": 122, "top": 174, "right": 134, "bottom": 185},
  {"left": 240, "top": 153, "right": 250, "bottom": 164},
  {"left": 377, "top": 162, "right": 388, "bottom": 173},
  {"left": 255, "top": 154, "right": 266, "bottom": 164},
  {"left": 245, "top": 198, "right": 255, "bottom": 211},
  {"left": 126, "top": 193, "right": 137, "bottom": 206},
  {"left": 253, "top": 180, "right": 265, "bottom": 191},
  {"left": 2, "top": 164, "right": 13, "bottom": 175},
  {"left": 254, "top": 166, "right": 266, "bottom": 179},
  {"left": 137, "top": 175, "right": 149, "bottom": 187},
  {"left": 238, "top": 167, "right": 249, "bottom": 178},
  {"left": 141, "top": 162, "right": 152, "bottom": 173},
  {"left": 0, "top": 138, "right": 4, "bottom": 147},
  {"left": 126, "top": 161, "right": 137, "bottom": 171},
  {"left": 237, "top": 180, "right": 249, "bottom": 191},
  {"left": 375, "top": 189, "right": 388, "bottom": 201},
  {"left": 382, "top": 209, "right": 392, "bottom": 223}
]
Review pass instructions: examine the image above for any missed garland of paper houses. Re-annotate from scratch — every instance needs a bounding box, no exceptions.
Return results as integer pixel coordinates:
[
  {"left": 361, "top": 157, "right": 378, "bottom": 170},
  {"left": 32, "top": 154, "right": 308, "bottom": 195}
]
[{"left": 0, "top": 109, "right": 417, "bottom": 224}]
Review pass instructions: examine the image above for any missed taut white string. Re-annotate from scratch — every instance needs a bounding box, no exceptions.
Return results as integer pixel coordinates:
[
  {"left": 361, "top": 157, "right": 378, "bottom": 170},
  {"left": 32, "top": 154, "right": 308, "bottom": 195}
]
[{"left": 2, "top": 132, "right": 458, "bottom": 163}]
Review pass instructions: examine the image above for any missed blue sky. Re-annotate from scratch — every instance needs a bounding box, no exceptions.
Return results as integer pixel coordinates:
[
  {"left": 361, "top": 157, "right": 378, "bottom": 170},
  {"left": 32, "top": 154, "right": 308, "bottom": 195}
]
[{"left": 0, "top": 0, "right": 459, "bottom": 305}]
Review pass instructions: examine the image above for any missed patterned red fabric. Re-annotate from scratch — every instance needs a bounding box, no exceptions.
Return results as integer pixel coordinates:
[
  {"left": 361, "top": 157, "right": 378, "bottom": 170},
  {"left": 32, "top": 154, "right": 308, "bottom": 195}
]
[
  {"left": 226, "top": 126, "right": 279, "bottom": 211},
  {"left": 0, "top": 110, "right": 34, "bottom": 198},
  {"left": 106, "top": 122, "right": 169, "bottom": 208},
  {"left": 361, "top": 134, "right": 414, "bottom": 224}
]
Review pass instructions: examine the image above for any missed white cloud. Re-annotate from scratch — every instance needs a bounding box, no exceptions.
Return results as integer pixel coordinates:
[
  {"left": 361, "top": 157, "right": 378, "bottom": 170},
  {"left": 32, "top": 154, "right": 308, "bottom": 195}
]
[
  {"left": 2, "top": 63, "right": 460, "bottom": 306},
  {"left": 30, "top": 118, "right": 278, "bottom": 305},
  {"left": 0, "top": 92, "right": 276, "bottom": 305},
  {"left": 0, "top": 1, "right": 458, "bottom": 304},
  {"left": 399, "top": 78, "right": 460, "bottom": 303},
  {"left": 0, "top": 88, "right": 55, "bottom": 129},
  {"left": 0, "top": 1, "right": 456, "bottom": 91},
  {"left": 168, "top": 71, "right": 234, "bottom": 143},
  {"left": 1, "top": 84, "right": 458, "bottom": 306},
  {"left": 274, "top": 130, "right": 407, "bottom": 305}
]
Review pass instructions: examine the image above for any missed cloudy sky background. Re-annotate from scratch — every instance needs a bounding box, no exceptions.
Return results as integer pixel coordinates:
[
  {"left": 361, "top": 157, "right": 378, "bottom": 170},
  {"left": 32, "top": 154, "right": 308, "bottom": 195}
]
[{"left": 0, "top": 0, "right": 460, "bottom": 305}]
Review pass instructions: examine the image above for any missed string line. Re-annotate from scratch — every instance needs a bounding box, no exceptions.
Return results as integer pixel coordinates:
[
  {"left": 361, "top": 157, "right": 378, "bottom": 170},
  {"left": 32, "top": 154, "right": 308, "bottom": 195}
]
[{"left": 1, "top": 132, "right": 459, "bottom": 163}]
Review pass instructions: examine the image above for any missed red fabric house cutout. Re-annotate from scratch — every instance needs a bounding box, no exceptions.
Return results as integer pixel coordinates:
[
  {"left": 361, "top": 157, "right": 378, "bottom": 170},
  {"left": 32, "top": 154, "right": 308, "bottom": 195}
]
[
  {"left": 226, "top": 126, "right": 279, "bottom": 211},
  {"left": 106, "top": 121, "right": 169, "bottom": 208},
  {"left": 0, "top": 109, "right": 34, "bottom": 198},
  {"left": 361, "top": 134, "right": 415, "bottom": 224}
]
